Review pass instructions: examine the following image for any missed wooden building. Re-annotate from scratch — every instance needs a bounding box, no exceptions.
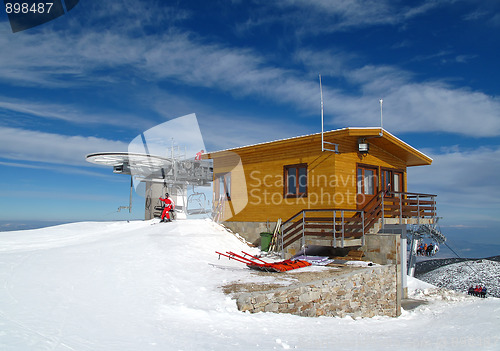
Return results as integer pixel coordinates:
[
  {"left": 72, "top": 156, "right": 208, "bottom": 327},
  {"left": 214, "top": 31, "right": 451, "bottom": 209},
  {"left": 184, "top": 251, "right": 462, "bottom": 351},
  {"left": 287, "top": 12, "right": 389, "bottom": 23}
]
[{"left": 206, "top": 127, "right": 436, "bottom": 258}]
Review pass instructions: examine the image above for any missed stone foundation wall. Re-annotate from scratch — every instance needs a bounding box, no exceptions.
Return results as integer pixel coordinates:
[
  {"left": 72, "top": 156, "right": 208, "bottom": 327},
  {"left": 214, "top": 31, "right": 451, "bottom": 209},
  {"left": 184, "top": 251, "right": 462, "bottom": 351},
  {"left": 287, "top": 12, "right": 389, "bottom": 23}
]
[
  {"left": 361, "top": 233, "right": 401, "bottom": 265},
  {"left": 235, "top": 265, "right": 399, "bottom": 318},
  {"left": 361, "top": 232, "right": 403, "bottom": 306}
]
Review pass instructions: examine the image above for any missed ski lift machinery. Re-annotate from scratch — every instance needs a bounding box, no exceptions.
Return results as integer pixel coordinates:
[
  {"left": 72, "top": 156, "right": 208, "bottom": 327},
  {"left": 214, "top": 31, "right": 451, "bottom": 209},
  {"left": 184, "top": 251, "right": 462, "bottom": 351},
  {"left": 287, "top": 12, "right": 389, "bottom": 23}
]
[
  {"left": 406, "top": 219, "right": 447, "bottom": 277},
  {"left": 86, "top": 148, "right": 213, "bottom": 219}
]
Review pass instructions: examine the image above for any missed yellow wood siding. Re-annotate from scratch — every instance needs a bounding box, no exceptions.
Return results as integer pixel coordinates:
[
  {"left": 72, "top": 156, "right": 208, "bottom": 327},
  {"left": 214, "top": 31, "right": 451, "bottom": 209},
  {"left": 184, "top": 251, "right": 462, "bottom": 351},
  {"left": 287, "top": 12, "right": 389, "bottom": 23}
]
[
  {"left": 210, "top": 131, "right": 414, "bottom": 223},
  {"left": 207, "top": 128, "right": 431, "bottom": 223}
]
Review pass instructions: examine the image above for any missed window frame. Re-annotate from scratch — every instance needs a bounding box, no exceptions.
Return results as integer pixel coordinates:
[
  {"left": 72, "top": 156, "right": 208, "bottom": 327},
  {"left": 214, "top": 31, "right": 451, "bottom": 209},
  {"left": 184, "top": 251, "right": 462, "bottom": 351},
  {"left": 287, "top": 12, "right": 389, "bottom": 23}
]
[
  {"left": 283, "top": 163, "right": 308, "bottom": 198},
  {"left": 356, "top": 164, "right": 378, "bottom": 196},
  {"left": 214, "top": 172, "right": 231, "bottom": 201},
  {"left": 381, "top": 167, "right": 405, "bottom": 194}
]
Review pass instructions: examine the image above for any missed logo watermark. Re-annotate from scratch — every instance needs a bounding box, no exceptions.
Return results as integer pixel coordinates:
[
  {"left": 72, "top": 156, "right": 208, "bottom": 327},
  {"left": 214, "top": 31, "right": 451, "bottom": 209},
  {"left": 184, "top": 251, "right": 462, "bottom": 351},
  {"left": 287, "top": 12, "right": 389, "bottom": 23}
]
[
  {"left": 4, "top": 0, "right": 79, "bottom": 33},
  {"left": 247, "top": 170, "right": 368, "bottom": 208}
]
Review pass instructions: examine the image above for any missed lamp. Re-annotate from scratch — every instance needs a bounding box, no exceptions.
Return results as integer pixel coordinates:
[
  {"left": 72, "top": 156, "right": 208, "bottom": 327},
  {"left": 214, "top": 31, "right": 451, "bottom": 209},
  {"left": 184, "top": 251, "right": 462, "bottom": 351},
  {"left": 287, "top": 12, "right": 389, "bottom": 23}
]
[{"left": 358, "top": 140, "right": 369, "bottom": 154}]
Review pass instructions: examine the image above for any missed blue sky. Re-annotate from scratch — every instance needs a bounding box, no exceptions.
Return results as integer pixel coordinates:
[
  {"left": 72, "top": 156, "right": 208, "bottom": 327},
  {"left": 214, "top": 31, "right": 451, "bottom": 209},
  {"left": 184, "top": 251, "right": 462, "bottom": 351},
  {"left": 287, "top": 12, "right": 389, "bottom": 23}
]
[{"left": 0, "top": 1, "right": 499, "bottom": 247}]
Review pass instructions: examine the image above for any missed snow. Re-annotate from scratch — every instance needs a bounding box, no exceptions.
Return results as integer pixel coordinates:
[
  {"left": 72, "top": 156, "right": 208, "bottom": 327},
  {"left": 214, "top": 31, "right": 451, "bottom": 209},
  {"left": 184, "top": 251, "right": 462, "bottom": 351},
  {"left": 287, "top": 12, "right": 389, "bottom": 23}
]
[
  {"left": 1, "top": 219, "right": 499, "bottom": 351},
  {"left": 418, "top": 259, "right": 500, "bottom": 298}
]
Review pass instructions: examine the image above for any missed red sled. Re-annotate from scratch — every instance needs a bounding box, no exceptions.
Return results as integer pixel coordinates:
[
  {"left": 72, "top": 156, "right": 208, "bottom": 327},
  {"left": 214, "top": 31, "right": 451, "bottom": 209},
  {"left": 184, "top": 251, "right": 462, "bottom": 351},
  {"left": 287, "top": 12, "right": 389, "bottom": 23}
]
[{"left": 215, "top": 250, "right": 311, "bottom": 272}]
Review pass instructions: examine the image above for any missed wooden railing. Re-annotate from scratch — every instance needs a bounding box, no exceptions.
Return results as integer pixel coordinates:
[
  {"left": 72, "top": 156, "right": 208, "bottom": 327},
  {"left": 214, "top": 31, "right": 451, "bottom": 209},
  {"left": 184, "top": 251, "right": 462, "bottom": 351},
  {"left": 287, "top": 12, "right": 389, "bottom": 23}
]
[
  {"left": 281, "top": 208, "right": 367, "bottom": 251},
  {"left": 382, "top": 191, "right": 437, "bottom": 223},
  {"left": 280, "top": 191, "right": 437, "bottom": 252}
]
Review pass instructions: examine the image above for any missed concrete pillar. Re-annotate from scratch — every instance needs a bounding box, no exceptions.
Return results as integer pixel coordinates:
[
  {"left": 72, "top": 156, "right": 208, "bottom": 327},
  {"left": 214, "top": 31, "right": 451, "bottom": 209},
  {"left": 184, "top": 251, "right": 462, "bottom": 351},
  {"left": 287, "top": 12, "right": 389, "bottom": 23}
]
[
  {"left": 144, "top": 182, "right": 166, "bottom": 220},
  {"left": 376, "top": 224, "right": 408, "bottom": 299}
]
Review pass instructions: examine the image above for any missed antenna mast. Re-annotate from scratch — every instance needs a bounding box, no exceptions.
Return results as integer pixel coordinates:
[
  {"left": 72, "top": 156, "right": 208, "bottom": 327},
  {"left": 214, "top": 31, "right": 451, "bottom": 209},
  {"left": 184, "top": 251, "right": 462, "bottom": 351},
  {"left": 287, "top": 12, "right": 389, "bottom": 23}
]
[
  {"left": 379, "top": 99, "right": 383, "bottom": 130},
  {"left": 319, "top": 75, "right": 340, "bottom": 153},
  {"left": 320, "top": 74, "right": 324, "bottom": 152}
]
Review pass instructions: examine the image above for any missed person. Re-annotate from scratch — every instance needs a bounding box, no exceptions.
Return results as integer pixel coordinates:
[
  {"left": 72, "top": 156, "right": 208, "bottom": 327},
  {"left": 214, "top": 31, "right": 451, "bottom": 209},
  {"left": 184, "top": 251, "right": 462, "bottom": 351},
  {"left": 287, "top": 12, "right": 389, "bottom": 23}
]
[
  {"left": 432, "top": 243, "right": 439, "bottom": 255},
  {"left": 481, "top": 286, "right": 487, "bottom": 298},
  {"left": 169, "top": 196, "right": 176, "bottom": 220},
  {"left": 468, "top": 286, "right": 474, "bottom": 295},
  {"left": 417, "top": 244, "right": 423, "bottom": 256},
  {"left": 159, "top": 193, "right": 173, "bottom": 222},
  {"left": 195, "top": 149, "right": 204, "bottom": 161},
  {"left": 427, "top": 243, "right": 433, "bottom": 256}
]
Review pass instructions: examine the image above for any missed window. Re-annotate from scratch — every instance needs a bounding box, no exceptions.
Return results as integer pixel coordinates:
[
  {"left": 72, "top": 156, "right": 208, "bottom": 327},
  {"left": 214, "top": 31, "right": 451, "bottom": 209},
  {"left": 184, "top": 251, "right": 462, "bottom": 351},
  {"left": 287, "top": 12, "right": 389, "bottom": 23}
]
[
  {"left": 284, "top": 164, "right": 307, "bottom": 197},
  {"left": 214, "top": 172, "right": 231, "bottom": 200},
  {"left": 357, "top": 165, "right": 377, "bottom": 196},
  {"left": 381, "top": 170, "right": 391, "bottom": 192},
  {"left": 393, "top": 172, "right": 401, "bottom": 192},
  {"left": 381, "top": 169, "right": 404, "bottom": 194}
]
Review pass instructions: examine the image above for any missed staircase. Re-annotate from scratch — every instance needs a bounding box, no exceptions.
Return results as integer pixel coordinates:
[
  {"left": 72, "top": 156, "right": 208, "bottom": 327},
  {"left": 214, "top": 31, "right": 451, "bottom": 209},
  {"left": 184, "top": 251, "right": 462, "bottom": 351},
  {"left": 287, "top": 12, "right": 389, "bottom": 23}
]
[{"left": 280, "top": 191, "right": 437, "bottom": 254}]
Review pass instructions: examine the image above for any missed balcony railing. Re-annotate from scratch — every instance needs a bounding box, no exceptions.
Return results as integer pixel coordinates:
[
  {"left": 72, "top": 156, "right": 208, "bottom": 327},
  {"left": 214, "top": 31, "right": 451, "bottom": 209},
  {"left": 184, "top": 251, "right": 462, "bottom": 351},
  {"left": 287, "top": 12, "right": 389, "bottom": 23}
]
[
  {"left": 381, "top": 191, "right": 437, "bottom": 225},
  {"left": 280, "top": 191, "right": 437, "bottom": 252}
]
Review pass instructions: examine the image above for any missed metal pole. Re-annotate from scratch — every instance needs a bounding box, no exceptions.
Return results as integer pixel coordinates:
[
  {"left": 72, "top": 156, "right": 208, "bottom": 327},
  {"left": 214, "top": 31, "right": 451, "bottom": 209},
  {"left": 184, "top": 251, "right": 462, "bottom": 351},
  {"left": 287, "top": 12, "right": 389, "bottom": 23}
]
[
  {"left": 379, "top": 99, "right": 383, "bottom": 131},
  {"left": 281, "top": 225, "right": 284, "bottom": 258},
  {"left": 302, "top": 211, "right": 306, "bottom": 255},
  {"left": 319, "top": 74, "right": 324, "bottom": 152},
  {"left": 408, "top": 235, "right": 419, "bottom": 277},
  {"left": 361, "top": 210, "right": 365, "bottom": 246},
  {"left": 399, "top": 193, "right": 403, "bottom": 225},
  {"left": 433, "top": 196, "right": 437, "bottom": 223},
  {"left": 281, "top": 223, "right": 285, "bottom": 258},
  {"left": 129, "top": 175, "right": 133, "bottom": 213},
  {"left": 171, "top": 138, "right": 177, "bottom": 183},
  {"left": 381, "top": 191, "right": 385, "bottom": 230},
  {"left": 400, "top": 226, "right": 408, "bottom": 298},
  {"left": 417, "top": 195, "right": 420, "bottom": 225},
  {"left": 333, "top": 210, "right": 337, "bottom": 248},
  {"left": 341, "top": 210, "right": 345, "bottom": 248}
]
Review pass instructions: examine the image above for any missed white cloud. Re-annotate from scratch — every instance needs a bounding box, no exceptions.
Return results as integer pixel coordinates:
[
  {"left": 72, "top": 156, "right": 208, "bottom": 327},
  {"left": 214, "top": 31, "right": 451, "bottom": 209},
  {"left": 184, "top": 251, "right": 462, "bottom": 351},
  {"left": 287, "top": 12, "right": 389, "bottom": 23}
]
[
  {"left": 332, "top": 81, "right": 500, "bottom": 137},
  {"left": 0, "top": 160, "right": 112, "bottom": 178},
  {"left": 380, "top": 84, "right": 500, "bottom": 137},
  {"left": 408, "top": 146, "right": 500, "bottom": 222},
  {"left": 295, "top": 57, "right": 500, "bottom": 137},
  {"left": 249, "top": 0, "right": 450, "bottom": 34},
  {"left": 0, "top": 98, "right": 150, "bottom": 128},
  {"left": 142, "top": 88, "right": 312, "bottom": 151},
  {"left": 463, "top": 6, "right": 500, "bottom": 27},
  {"left": 0, "top": 127, "right": 127, "bottom": 166},
  {"left": 0, "top": 2, "right": 498, "bottom": 140}
]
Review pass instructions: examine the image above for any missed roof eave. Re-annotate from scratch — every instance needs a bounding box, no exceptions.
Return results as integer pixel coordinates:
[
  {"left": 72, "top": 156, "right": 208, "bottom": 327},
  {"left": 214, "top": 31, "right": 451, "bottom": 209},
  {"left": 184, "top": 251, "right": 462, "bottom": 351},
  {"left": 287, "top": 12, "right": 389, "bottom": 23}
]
[{"left": 206, "top": 127, "right": 432, "bottom": 166}]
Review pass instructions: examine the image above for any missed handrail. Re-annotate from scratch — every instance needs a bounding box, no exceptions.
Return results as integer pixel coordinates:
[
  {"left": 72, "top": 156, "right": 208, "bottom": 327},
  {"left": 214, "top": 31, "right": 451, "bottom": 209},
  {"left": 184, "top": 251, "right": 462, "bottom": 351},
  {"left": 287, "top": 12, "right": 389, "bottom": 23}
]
[
  {"left": 280, "top": 190, "right": 437, "bottom": 254},
  {"left": 381, "top": 191, "right": 436, "bottom": 219},
  {"left": 282, "top": 209, "right": 307, "bottom": 226},
  {"left": 387, "top": 191, "right": 437, "bottom": 197},
  {"left": 282, "top": 207, "right": 366, "bottom": 249},
  {"left": 282, "top": 207, "right": 370, "bottom": 226}
]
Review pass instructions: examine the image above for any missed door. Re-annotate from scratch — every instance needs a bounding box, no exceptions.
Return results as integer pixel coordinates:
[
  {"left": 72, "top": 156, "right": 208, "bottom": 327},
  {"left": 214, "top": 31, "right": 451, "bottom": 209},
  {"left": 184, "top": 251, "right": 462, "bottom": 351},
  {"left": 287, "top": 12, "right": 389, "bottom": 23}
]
[
  {"left": 393, "top": 172, "right": 403, "bottom": 194},
  {"left": 357, "top": 165, "right": 378, "bottom": 209},
  {"left": 381, "top": 169, "right": 404, "bottom": 195}
]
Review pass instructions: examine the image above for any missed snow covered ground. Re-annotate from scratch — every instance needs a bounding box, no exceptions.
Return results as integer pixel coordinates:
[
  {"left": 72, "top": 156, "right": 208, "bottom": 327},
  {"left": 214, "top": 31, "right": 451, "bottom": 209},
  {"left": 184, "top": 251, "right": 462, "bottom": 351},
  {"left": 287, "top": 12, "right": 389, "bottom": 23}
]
[
  {"left": 1, "top": 219, "right": 499, "bottom": 351},
  {"left": 418, "top": 259, "right": 500, "bottom": 297}
]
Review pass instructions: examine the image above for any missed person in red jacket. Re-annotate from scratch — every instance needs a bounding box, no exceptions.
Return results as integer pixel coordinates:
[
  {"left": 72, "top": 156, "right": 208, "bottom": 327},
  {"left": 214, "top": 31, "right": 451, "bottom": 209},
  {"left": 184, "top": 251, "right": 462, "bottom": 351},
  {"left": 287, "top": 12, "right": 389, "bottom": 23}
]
[{"left": 159, "top": 193, "right": 173, "bottom": 222}]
